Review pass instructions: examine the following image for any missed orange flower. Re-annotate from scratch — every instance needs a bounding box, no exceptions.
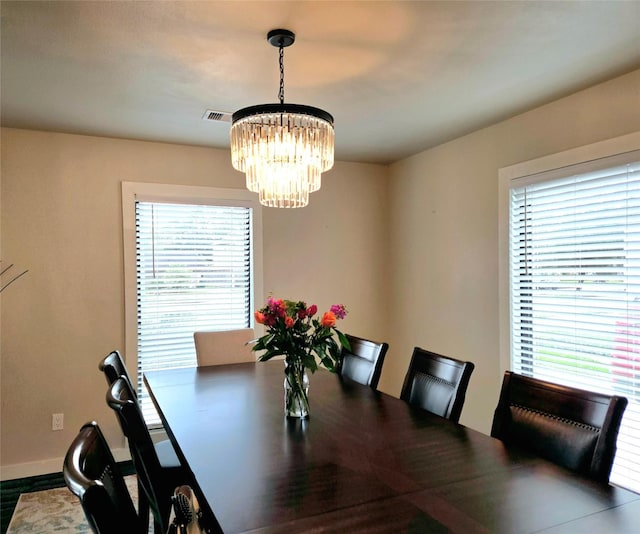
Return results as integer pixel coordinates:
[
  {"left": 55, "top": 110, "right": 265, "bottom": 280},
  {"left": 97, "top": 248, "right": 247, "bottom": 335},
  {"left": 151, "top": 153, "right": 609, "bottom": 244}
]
[
  {"left": 254, "top": 311, "right": 265, "bottom": 324},
  {"left": 321, "top": 311, "right": 336, "bottom": 327},
  {"left": 285, "top": 316, "right": 295, "bottom": 328}
]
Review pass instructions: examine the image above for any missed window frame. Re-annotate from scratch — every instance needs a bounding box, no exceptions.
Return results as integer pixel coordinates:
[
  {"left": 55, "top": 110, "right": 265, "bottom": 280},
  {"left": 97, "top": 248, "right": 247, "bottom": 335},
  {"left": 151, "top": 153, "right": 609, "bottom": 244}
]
[{"left": 121, "top": 182, "right": 263, "bottom": 397}]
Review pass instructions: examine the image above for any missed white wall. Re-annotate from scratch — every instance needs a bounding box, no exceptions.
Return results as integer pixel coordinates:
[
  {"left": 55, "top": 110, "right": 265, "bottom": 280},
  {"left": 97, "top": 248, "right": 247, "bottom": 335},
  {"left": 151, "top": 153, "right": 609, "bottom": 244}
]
[
  {"left": 383, "top": 69, "right": 640, "bottom": 433},
  {"left": 0, "top": 130, "right": 389, "bottom": 477}
]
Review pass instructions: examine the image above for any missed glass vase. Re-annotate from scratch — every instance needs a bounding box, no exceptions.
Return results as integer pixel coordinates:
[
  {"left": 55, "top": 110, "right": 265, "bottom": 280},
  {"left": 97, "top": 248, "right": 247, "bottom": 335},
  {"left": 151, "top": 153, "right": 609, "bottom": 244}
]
[{"left": 284, "top": 360, "right": 310, "bottom": 418}]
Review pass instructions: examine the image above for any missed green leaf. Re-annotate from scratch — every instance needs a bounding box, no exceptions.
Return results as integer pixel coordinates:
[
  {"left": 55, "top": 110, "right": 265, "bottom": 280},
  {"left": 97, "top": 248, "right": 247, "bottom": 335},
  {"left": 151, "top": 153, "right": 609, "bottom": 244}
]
[{"left": 337, "top": 330, "right": 350, "bottom": 351}]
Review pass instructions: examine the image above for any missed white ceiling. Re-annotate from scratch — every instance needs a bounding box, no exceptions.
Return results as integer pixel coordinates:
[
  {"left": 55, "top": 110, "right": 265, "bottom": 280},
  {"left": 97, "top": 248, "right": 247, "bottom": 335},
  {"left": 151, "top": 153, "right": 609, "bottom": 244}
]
[{"left": 2, "top": 1, "right": 639, "bottom": 164}]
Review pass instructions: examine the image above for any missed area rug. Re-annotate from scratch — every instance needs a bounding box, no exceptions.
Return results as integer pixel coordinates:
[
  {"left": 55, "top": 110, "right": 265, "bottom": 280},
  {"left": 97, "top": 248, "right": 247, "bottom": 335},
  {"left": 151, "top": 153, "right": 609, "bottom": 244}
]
[{"left": 6, "top": 475, "right": 138, "bottom": 533}]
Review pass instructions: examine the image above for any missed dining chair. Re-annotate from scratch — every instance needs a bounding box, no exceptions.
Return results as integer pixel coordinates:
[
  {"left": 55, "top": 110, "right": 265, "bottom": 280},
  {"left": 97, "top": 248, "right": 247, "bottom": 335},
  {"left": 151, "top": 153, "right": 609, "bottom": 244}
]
[
  {"left": 107, "top": 376, "right": 186, "bottom": 534},
  {"left": 339, "top": 334, "right": 388, "bottom": 390},
  {"left": 99, "top": 350, "right": 179, "bottom": 450},
  {"left": 99, "top": 350, "right": 136, "bottom": 390},
  {"left": 400, "top": 347, "right": 475, "bottom": 423},
  {"left": 491, "top": 371, "right": 628, "bottom": 483},
  {"left": 193, "top": 328, "right": 256, "bottom": 366},
  {"left": 99, "top": 350, "right": 186, "bottom": 533},
  {"left": 63, "top": 421, "right": 143, "bottom": 534}
]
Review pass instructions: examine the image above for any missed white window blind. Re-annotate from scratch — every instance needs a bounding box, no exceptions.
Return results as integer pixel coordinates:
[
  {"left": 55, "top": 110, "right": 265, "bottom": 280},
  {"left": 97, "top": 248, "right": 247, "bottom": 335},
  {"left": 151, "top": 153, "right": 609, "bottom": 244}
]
[
  {"left": 509, "top": 152, "right": 640, "bottom": 492},
  {"left": 136, "top": 201, "right": 253, "bottom": 425}
]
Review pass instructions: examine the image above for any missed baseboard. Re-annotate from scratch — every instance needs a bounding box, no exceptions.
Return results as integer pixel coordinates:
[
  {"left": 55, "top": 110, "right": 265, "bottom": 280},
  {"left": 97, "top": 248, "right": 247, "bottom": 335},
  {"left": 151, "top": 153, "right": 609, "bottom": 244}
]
[{"left": 0, "top": 447, "right": 131, "bottom": 481}]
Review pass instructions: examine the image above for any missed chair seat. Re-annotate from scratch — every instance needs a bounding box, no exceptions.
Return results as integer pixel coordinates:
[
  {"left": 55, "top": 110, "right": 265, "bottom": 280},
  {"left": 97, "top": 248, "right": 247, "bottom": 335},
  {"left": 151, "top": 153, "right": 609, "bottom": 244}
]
[
  {"left": 155, "top": 439, "right": 182, "bottom": 470},
  {"left": 129, "top": 438, "right": 185, "bottom": 534},
  {"left": 154, "top": 440, "right": 186, "bottom": 510}
]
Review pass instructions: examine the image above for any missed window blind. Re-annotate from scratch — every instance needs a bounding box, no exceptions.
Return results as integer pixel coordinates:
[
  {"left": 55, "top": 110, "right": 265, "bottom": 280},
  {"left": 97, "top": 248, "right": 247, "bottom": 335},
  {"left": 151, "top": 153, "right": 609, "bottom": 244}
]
[
  {"left": 135, "top": 201, "right": 253, "bottom": 425},
  {"left": 509, "top": 153, "right": 640, "bottom": 492}
]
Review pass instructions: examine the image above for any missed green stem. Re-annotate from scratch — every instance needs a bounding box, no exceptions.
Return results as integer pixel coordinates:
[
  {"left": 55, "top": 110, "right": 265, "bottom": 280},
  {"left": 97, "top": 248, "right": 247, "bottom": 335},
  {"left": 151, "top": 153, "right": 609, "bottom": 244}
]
[{"left": 285, "top": 358, "right": 309, "bottom": 417}]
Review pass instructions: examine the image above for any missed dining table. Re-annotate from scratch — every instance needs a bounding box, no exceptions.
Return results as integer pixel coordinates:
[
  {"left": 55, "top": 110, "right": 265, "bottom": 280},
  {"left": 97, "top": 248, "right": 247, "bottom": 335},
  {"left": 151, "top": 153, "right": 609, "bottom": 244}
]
[{"left": 144, "top": 361, "right": 640, "bottom": 534}]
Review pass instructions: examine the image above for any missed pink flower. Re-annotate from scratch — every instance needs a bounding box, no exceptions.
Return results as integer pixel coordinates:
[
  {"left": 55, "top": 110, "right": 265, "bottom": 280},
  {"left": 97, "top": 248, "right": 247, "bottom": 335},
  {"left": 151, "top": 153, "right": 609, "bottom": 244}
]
[
  {"left": 297, "top": 308, "right": 307, "bottom": 319},
  {"left": 330, "top": 304, "right": 347, "bottom": 320},
  {"left": 265, "top": 297, "right": 286, "bottom": 318},
  {"left": 285, "top": 316, "right": 295, "bottom": 328},
  {"left": 267, "top": 297, "right": 284, "bottom": 315},
  {"left": 321, "top": 311, "right": 336, "bottom": 327},
  {"left": 307, "top": 304, "right": 318, "bottom": 317}
]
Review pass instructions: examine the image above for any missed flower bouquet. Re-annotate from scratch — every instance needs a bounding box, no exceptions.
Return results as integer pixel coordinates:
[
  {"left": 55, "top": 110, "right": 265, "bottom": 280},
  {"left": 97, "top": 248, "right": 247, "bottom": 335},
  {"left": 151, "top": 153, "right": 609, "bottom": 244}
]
[{"left": 252, "top": 297, "right": 349, "bottom": 418}]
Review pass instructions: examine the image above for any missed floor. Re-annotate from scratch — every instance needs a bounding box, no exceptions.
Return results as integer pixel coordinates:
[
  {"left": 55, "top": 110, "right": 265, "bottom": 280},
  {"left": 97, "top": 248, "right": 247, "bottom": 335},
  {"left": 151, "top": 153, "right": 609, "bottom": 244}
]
[{"left": 0, "top": 461, "right": 135, "bottom": 534}]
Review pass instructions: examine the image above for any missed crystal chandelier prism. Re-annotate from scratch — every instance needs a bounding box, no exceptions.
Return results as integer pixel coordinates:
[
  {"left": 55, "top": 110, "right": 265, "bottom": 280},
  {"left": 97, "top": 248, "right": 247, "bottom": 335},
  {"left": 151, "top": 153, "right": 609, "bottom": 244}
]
[{"left": 230, "top": 29, "right": 334, "bottom": 208}]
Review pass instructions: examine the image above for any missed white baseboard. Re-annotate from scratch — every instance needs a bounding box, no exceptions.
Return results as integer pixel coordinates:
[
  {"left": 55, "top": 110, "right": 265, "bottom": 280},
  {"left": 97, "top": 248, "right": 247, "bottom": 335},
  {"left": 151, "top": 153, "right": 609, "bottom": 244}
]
[{"left": 0, "top": 447, "right": 131, "bottom": 481}]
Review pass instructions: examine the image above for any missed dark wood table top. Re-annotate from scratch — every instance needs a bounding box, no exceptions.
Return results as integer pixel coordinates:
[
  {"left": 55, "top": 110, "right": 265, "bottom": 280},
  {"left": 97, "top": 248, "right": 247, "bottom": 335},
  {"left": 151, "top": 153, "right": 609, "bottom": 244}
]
[{"left": 144, "top": 362, "right": 640, "bottom": 534}]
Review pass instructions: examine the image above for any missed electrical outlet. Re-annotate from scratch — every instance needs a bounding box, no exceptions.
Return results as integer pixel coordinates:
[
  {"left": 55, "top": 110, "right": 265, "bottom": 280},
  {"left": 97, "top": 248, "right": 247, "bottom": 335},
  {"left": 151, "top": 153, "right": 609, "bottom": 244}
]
[{"left": 52, "top": 413, "right": 64, "bottom": 431}]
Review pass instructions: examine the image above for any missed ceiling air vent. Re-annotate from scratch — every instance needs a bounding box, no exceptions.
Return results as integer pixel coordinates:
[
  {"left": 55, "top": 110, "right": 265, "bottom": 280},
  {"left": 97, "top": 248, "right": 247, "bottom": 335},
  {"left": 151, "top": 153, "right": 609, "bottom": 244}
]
[{"left": 202, "top": 109, "right": 232, "bottom": 122}]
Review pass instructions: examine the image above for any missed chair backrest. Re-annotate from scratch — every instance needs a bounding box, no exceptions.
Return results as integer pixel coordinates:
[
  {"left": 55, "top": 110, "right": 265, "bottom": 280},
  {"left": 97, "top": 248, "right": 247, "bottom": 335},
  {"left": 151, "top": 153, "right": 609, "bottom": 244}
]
[
  {"left": 106, "top": 377, "right": 168, "bottom": 531},
  {"left": 193, "top": 328, "right": 256, "bottom": 366},
  {"left": 63, "top": 421, "right": 140, "bottom": 534},
  {"left": 491, "top": 371, "right": 628, "bottom": 483},
  {"left": 400, "top": 347, "right": 475, "bottom": 423},
  {"left": 339, "top": 334, "right": 388, "bottom": 389},
  {"left": 99, "top": 350, "right": 136, "bottom": 394}
]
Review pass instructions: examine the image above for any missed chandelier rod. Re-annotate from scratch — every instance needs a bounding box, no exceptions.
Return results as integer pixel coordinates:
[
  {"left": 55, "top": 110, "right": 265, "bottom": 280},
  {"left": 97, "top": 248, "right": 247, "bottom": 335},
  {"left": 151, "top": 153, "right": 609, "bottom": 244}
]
[
  {"left": 278, "top": 45, "right": 285, "bottom": 105},
  {"left": 267, "top": 29, "right": 294, "bottom": 105}
]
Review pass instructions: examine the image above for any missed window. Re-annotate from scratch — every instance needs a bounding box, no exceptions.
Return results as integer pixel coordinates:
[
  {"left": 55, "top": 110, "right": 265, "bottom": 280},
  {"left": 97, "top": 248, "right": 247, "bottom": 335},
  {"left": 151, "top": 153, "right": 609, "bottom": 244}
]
[
  {"left": 500, "top": 135, "right": 640, "bottom": 492},
  {"left": 122, "top": 183, "right": 263, "bottom": 426}
]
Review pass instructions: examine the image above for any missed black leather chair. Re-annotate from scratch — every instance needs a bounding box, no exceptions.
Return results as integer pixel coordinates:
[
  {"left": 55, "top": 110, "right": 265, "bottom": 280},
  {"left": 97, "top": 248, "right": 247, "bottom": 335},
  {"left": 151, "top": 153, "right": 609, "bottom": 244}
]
[
  {"left": 99, "top": 350, "right": 136, "bottom": 390},
  {"left": 99, "top": 351, "right": 180, "bottom": 456},
  {"left": 99, "top": 350, "right": 186, "bottom": 533},
  {"left": 491, "top": 371, "right": 628, "bottom": 483},
  {"left": 107, "top": 377, "right": 186, "bottom": 534},
  {"left": 400, "top": 347, "right": 475, "bottom": 423},
  {"left": 63, "top": 421, "right": 142, "bottom": 534},
  {"left": 339, "top": 334, "right": 388, "bottom": 390}
]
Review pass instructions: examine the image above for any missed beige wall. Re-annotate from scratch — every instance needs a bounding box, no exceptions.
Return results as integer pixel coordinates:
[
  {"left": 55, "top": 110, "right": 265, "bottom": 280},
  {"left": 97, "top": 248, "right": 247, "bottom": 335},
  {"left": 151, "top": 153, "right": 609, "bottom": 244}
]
[
  {"left": 0, "top": 130, "right": 389, "bottom": 476},
  {"left": 384, "top": 69, "right": 640, "bottom": 433}
]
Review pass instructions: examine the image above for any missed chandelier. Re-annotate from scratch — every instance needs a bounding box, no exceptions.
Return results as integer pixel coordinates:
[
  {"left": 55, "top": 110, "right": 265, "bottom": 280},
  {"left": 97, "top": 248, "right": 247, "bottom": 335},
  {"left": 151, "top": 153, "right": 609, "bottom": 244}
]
[{"left": 230, "top": 29, "right": 334, "bottom": 208}]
